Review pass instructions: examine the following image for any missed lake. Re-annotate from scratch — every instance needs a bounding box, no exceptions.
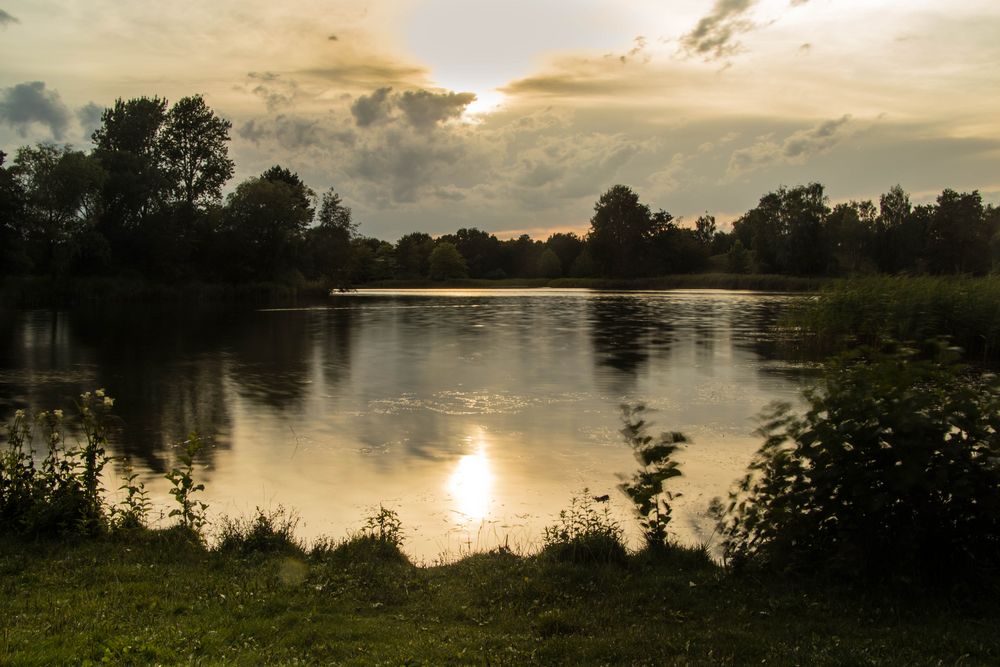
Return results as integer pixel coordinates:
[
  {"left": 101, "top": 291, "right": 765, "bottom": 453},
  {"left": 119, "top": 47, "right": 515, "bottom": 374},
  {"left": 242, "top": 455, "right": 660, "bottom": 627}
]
[{"left": 0, "top": 289, "right": 813, "bottom": 561}]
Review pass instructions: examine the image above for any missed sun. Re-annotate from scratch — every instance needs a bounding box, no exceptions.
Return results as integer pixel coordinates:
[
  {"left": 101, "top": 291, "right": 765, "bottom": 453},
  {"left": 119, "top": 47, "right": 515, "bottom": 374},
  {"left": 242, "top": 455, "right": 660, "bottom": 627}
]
[{"left": 462, "top": 90, "right": 506, "bottom": 119}]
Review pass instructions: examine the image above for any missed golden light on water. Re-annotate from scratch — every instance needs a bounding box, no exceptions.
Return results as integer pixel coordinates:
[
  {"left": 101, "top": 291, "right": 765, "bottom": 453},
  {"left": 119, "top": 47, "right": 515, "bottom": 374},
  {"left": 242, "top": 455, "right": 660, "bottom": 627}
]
[{"left": 447, "top": 436, "right": 493, "bottom": 522}]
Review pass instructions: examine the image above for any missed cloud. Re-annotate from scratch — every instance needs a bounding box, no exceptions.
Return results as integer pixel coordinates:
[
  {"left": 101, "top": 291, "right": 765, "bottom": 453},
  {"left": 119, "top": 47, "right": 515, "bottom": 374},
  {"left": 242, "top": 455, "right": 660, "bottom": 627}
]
[
  {"left": 76, "top": 102, "right": 104, "bottom": 139},
  {"left": 681, "top": 0, "right": 757, "bottom": 60},
  {"left": 0, "top": 81, "right": 71, "bottom": 139},
  {"left": 243, "top": 72, "right": 301, "bottom": 112},
  {"left": 727, "top": 115, "right": 852, "bottom": 175},
  {"left": 0, "top": 9, "right": 18, "bottom": 27},
  {"left": 349, "top": 88, "right": 476, "bottom": 130},
  {"left": 350, "top": 87, "right": 393, "bottom": 127},
  {"left": 237, "top": 114, "right": 356, "bottom": 150},
  {"left": 298, "top": 60, "right": 428, "bottom": 89},
  {"left": 396, "top": 90, "right": 476, "bottom": 130}
]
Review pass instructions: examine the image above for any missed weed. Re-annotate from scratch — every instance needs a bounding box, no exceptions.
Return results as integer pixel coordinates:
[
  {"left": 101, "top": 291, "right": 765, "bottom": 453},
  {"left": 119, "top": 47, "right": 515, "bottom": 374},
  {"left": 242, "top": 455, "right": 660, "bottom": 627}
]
[
  {"left": 165, "top": 434, "right": 209, "bottom": 536},
  {"left": 618, "top": 404, "right": 685, "bottom": 550},
  {"left": 216, "top": 506, "right": 303, "bottom": 556},
  {"left": 542, "top": 490, "right": 628, "bottom": 564}
]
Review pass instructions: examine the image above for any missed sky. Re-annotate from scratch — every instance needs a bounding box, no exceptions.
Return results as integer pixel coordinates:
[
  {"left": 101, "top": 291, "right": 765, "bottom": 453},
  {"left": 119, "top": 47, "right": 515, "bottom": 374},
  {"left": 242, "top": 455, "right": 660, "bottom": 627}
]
[{"left": 1, "top": 0, "right": 998, "bottom": 240}]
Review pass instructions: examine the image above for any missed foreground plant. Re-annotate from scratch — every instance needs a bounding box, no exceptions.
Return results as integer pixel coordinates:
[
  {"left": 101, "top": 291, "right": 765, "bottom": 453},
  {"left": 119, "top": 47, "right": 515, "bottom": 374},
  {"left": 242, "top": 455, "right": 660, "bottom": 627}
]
[
  {"left": 0, "top": 391, "right": 122, "bottom": 536},
  {"left": 618, "top": 404, "right": 686, "bottom": 550},
  {"left": 543, "top": 490, "right": 627, "bottom": 564},
  {"left": 719, "top": 343, "right": 1000, "bottom": 581},
  {"left": 165, "top": 434, "right": 209, "bottom": 535}
]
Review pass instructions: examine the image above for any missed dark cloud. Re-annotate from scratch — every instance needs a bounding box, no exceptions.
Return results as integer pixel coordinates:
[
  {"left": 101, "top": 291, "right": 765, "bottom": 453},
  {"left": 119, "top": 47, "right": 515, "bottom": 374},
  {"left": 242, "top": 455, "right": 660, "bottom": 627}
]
[
  {"left": 299, "top": 62, "right": 427, "bottom": 88},
  {"left": 350, "top": 87, "right": 393, "bottom": 127},
  {"left": 349, "top": 88, "right": 476, "bottom": 130},
  {"left": 237, "top": 115, "right": 356, "bottom": 150},
  {"left": 396, "top": 90, "right": 476, "bottom": 130},
  {"left": 351, "top": 127, "right": 467, "bottom": 203},
  {"left": 327, "top": 34, "right": 338, "bottom": 41},
  {"left": 76, "top": 102, "right": 104, "bottom": 139},
  {"left": 799, "top": 42, "right": 812, "bottom": 53},
  {"left": 681, "top": 0, "right": 757, "bottom": 60},
  {"left": 728, "top": 115, "right": 852, "bottom": 175},
  {"left": 0, "top": 81, "right": 71, "bottom": 139},
  {"left": 500, "top": 72, "right": 647, "bottom": 97},
  {"left": 0, "top": 9, "right": 18, "bottom": 27}
]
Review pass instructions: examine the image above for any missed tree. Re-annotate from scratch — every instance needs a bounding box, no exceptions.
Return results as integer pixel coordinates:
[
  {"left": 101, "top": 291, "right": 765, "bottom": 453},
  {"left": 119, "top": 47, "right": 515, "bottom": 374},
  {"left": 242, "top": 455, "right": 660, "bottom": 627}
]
[
  {"left": 694, "top": 214, "right": 717, "bottom": 247},
  {"left": 0, "top": 150, "right": 30, "bottom": 274},
  {"left": 160, "top": 95, "right": 234, "bottom": 209},
  {"left": 429, "top": 241, "right": 468, "bottom": 280},
  {"left": 537, "top": 247, "right": 562, "bottom": 278},
  {"left": 317, "top": 187, "right": 357, "bottom": 237},
  {"left": 261, "top": 165, "right": 314, "bottom": 216},
  {"left": 394, "top": 232, "right": 435, "bottom": 278},
  {"left": 221, "top": 177, "right": 313, "bottom": 280},
  {"left": 545, "top": 232, "right": 584, "bottom": 275},
  {"left": 588, "top": 185, "right": 670, "bottom": 277},
  {"left": 91, "top": 96, "right": 169, "bottom": 228},
  {"left": 926, "top": 189, "right": 989, "bottom": 274}
]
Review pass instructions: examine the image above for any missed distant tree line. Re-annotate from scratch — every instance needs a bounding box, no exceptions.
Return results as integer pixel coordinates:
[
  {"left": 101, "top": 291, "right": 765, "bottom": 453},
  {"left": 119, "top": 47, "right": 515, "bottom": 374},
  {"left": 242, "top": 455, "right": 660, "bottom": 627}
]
[{"left": 3, "top": 95, "right": 999, "bottom": 285}]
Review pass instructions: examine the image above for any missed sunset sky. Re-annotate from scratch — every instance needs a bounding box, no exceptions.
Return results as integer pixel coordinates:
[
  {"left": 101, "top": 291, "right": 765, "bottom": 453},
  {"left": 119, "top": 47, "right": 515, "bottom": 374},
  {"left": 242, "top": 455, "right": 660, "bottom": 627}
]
[{"left": 1, "top": 0, "right": 998, "bottom": 240}]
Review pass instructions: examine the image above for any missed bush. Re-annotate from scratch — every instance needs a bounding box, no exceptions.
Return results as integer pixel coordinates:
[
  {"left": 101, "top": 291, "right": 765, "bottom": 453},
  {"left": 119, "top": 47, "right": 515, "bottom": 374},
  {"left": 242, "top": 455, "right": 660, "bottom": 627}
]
[
  {"left": 216, "top": 506, "right": 303, "bottom": 557},
  {"left": 718, "top": 344, "right": 1000, "bottom": 582},
  {"left": 542, "top": 491, "right": 628, "bottom": 564},
  {"left": 0, "top": 391, "right": 122, "bottom": 537}
]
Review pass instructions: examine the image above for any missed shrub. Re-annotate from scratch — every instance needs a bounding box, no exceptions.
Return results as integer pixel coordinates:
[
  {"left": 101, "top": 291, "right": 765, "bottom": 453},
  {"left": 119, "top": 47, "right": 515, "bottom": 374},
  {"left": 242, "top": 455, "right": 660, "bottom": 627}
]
[
  {"left": 542, "top": 491, "right": 628, "bottom": 564},
  {"left": 165, "top": 434, "right": 209, "bottom": 536},
  {"left": 216, "top": 505, "right": 303, "bottom": 556},
  {"left": 313, "top": 505, "right": 409, "bottom": 565},
  {"left": 618, "top": 404, "right": 685, "bottom": 550},
  {"left": 0, "top": 391, "right": 120, "bottom": 536},
  {"left": 718, "top": 344, "right": 1000, "bottom": 581}
]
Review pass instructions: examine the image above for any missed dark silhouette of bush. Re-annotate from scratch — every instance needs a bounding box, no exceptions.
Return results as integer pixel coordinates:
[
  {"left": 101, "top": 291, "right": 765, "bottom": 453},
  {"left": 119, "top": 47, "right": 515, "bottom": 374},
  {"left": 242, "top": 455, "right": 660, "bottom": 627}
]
[{"left": 718, "top": 344, "right": 1000, "bottom": 582}]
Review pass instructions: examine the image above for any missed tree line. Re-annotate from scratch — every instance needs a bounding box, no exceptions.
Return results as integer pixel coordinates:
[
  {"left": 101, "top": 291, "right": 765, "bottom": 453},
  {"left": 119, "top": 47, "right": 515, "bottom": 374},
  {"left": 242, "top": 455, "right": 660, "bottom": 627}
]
[{"left": 2, "top": 95, "right": 999, "bottom": 286}]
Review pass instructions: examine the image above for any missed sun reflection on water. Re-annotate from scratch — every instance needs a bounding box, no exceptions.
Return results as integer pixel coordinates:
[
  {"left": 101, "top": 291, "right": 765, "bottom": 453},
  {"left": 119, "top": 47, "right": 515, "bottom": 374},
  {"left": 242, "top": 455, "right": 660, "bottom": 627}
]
[{"left": 447, "top": 436, "right": 493, "bottom": 522}]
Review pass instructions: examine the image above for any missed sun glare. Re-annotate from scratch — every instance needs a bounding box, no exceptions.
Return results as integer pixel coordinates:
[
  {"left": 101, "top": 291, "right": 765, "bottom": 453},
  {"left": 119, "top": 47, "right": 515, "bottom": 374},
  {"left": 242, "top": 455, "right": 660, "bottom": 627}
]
[
  {"left": 463, "top": 90, "right": 506, "bottom": 119},
  {"left": 447, "top": 437, "right": 494, "bottom": 522}
]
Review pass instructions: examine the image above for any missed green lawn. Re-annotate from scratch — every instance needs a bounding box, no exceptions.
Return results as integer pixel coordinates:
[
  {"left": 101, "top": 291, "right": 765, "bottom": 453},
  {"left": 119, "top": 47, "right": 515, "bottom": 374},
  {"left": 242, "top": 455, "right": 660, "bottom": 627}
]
[{"left": 2, "top": 533, "right": 997, "bottom": 665}]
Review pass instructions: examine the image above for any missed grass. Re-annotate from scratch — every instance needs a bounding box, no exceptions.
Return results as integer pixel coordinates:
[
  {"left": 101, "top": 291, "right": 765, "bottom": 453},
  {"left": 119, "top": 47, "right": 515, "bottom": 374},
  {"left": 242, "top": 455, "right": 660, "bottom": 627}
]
[
  {"left": 788, "top": 275, "right": 1000, "bottom": 362},
  {"left": 1, "top": 533, "right": 998, "bottom": 665},
  {"left": 362, "top": 273, "right": 826, "bottom": 292}
]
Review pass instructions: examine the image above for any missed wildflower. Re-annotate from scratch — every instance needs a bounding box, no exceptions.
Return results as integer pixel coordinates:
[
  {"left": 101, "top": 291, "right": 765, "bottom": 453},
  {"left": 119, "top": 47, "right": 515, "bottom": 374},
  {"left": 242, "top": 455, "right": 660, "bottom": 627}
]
[
  {"left": 81, "top": 392, "right": 91, "bottom": 401},
  {"left": 103, "top": 396, "right": 114, "bottom": 408},
  {"left": 95, "top": 389, "right": 106, "bottom": 398},
  {"left": 53, "top": 409, "right": 63, "bottom": 419},
  {"left": 14, "top": 409, "right": 25, "bottom": 420}
]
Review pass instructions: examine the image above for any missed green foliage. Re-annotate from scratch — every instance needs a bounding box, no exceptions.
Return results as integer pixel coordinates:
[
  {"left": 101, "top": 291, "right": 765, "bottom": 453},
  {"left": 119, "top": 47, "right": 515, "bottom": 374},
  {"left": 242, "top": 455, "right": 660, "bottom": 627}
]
[
  {"left": 0, "top": 391, "right": 117, "bottom": 536},
  {"left": 108, "top": 461, "right": 151, "bottom": 532},
  {"left": 165, "top": 434, "right": 209, "bottom": 536},
  {"left": 536, "top": 247, "right": 562, "bottom": 278},
  {"left": 542, "top": 490, "right": 628, "bottom": 564},
  {"left": 216, "top": 505, "right": 303, "bottom": 557},
  {"left": 718, "top": 344, "right": 1000, "bottom": 581},
  {"left": 617, "top": 405, "right": 685, "bottom": 550},
  {"left": 791, "top": 275, "right": 1000, "bottom": 361},
  {"left": 428, "top": 241, "right": 468, "bottom": 280},
  {"left": 160, "top": 95, "right": 234, "bottom": 208},
  {"left": 360, "top": 504, "right": 404, "bottom": 546}
]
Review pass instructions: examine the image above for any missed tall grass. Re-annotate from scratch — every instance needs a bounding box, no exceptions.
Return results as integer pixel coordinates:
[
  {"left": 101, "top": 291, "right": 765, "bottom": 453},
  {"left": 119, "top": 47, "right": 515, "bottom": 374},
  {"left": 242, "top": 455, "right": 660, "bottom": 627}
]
[{"left": 789, "top": 276, "right": 1000, "bottom": 362}]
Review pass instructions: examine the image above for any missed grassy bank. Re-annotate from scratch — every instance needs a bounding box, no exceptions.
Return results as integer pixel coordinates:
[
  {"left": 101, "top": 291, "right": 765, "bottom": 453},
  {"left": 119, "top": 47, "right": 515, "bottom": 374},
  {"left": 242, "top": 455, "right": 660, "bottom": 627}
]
[
  {"left": 0, "top": 276, "right": 333, "bottom": 308},
  {"left": 788, "top": 275, "right": 1000, "bottom": 362},
  {"left": 362, "top": 273, "right": 825, "bottom": 292},
  {"left": 2, "top": 533, "right": 998, "bottom": 665}
]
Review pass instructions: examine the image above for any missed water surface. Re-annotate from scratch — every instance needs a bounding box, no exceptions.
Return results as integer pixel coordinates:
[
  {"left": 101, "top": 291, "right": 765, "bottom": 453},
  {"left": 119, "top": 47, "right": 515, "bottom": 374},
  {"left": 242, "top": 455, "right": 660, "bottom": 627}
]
[{"left": 0, "top": 289, "right": 812, "bottom": 560}]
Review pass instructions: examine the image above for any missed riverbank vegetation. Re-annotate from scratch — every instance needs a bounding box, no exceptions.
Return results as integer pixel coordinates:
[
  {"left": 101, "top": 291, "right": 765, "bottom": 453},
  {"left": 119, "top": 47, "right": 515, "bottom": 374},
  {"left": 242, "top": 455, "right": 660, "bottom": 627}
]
[
  {"left": 789, "top": 275, "right": 1000, "bottom": 362},
  {"left": 3, "top": 95, "right": 999, "bottom": 304},
  {"left": 4, "top": 342, "right": 1000, "bottom": 661}
]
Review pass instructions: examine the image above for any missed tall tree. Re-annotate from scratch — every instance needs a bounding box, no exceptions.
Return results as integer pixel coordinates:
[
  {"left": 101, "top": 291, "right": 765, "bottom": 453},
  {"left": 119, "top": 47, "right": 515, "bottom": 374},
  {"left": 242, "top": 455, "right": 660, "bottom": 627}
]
[
  {"left": 588, "top": 185, "right": 670, "bottom": 277},
  {"left": 160, "top": 95, "right": 234, "bottom": 209}
]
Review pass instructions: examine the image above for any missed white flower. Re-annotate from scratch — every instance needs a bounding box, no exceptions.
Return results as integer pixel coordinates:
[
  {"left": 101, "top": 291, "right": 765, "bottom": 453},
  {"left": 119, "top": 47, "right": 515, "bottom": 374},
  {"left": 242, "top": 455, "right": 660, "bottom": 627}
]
[
  {"left": 95, "top": 389, "right": 106, "bottom": 398},
  {"left": 53, "top": 409, "right": 64, "bottom": 419},
  {"left": 14, "top": 409, "right": 25, "bottom": 420},
  {"left": 103, "top": 396, "right": 114, "bottom": 408}
]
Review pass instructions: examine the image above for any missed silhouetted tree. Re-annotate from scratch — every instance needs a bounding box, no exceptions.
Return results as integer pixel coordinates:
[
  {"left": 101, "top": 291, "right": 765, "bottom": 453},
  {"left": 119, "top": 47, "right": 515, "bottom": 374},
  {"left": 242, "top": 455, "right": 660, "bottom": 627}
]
[
  {"left": 694, "top": 214, "right": 717, "bottom": 247},
  {"left": 926, "top": 189, "right": 990, "bottom": 274},
  {"left": 588, "top": 185, "right": 670, "bottom": 277},
  {"left": 395, "top": 232, "right": 435, "bottom": 278},
  {"left": 545, "top": 232, "right": 585, "bottom": 275},
  {"left": 160, "top": 95, "right": 234, "bottom": 210},
  {"left": 537, "top": 247, "right": 562, "bottom": 278},
  {"left": 429, "top": 241, "right": 468, "bottom": 280}
]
